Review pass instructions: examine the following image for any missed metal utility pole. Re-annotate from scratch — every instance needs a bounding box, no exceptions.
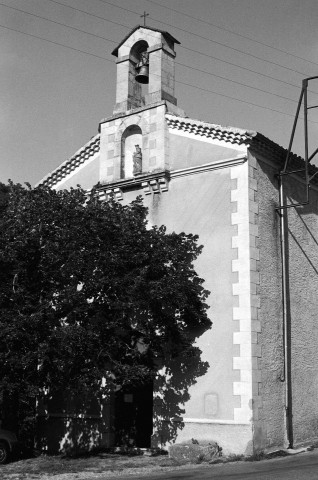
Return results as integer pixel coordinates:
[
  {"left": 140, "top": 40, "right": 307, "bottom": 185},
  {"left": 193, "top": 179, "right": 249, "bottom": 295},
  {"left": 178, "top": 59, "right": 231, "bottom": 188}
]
[
  {"left": 278, "top": 76, "right": 318, "bottom": 209},
  {"left": 276, "top": 76, "right": 318, "bottom": 449}
]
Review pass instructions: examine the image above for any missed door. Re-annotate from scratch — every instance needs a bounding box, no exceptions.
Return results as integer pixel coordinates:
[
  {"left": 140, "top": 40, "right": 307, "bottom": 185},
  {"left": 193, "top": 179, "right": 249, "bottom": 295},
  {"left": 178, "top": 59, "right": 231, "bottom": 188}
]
[{"left": 114, "top": 382, "right": 153, "bottom": 448}]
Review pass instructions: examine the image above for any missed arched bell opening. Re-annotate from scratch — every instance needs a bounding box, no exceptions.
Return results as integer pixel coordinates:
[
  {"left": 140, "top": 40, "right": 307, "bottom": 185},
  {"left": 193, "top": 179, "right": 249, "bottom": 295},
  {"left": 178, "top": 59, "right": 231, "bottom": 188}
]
[
  {"left": 130, "top": 40, "right": 149, "bottom": 104},
  {"left": 121, "top": 125, "right": 143, "bottom": 179}
]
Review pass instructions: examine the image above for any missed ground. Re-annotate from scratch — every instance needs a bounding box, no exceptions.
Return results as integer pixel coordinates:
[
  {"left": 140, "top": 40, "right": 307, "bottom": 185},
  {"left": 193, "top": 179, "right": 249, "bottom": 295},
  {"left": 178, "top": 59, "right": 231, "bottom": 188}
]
[
  {"left": 0, "top": 453, "right": 187, "bottom": 480},
  {"left": 2, "top": 448, "right": 318, "bottom": 480}
]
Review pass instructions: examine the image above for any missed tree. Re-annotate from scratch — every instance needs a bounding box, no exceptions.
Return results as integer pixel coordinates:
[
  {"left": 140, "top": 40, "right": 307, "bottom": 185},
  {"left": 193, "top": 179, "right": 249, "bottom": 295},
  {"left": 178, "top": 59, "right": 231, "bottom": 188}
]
[{"left": 0, "top": 183, "right": 211, "bottom": 445}]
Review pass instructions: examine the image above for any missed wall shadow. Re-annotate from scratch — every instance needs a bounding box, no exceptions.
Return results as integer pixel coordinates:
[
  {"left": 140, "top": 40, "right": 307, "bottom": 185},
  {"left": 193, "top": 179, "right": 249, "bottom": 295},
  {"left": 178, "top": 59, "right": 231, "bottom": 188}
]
[
  {"left": 36, "top": 391, "right": 112, "bottom": 455},
  {"left": 152, "top": 341, "right": 209, "bottom": 447},
  {"left": 35, "top": 337, "right": 210, "bottom": 453}
]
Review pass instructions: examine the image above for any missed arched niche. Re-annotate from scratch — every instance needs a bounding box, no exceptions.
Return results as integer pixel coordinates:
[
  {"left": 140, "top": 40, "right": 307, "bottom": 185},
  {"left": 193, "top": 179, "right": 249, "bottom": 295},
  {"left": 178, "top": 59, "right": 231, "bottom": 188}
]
[{"left": 121, "top": 125, "right": 143, "bottom": 179}]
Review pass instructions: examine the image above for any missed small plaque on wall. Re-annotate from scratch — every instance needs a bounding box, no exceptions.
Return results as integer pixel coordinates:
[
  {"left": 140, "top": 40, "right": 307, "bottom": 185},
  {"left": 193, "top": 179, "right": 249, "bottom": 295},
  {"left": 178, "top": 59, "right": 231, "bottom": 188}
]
[{"left": 204, "top": 393, "right": 218, "bottom": 416}]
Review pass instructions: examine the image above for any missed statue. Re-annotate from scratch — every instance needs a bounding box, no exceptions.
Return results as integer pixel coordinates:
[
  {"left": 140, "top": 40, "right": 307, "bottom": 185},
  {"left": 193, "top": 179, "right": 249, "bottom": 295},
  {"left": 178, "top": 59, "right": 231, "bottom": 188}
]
[{"left": 133, "top": 144, "right": 142, "bottom": 175}]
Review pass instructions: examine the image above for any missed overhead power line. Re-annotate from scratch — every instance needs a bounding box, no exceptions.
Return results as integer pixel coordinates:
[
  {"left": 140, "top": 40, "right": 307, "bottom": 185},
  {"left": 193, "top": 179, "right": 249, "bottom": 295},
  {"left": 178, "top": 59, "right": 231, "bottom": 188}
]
[
  {"left": 177, "top": 78, "right": 318, "bottom": 123},
  {"left": 149, "top": 15, "right": 312, "bottom": 78},
  {"left": 2, "top": 23, "right": 317, "bottom": 124},
  {"left": 47, "top": 0, "right": 130, "bottom": 31},
  {"left": 89, "top": 0, "right": 318, "bottom": 94},
  {"left": 95, "top": 0, "right": 315, "bottom": 80},
  {"left": 0, "top": 2, "right": 117, "bottom": 45},
  {"left": 0, "top": 23, "right": 114, "bottom": 62},
  {"left": 145, "top": 0, "right": 318, "bottom": 69},
  {"left": 180, "top": 44, "right": 318, "bottom": 94},
  {"left": 176, "top": 61, "right": 299, "bottom": 104},
  {"left": 96, "top": 0, "right": 140, "bottom": 17},
  {"left": 0, "top": 1, "right": 303, "bottom": 103}
]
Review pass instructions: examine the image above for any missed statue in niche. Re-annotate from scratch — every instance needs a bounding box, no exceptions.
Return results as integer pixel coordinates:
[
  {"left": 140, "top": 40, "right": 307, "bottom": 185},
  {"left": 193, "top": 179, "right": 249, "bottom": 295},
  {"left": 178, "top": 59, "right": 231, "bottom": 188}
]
[{"left": 133, "top": 144, "right": 142, "bottom": 175}]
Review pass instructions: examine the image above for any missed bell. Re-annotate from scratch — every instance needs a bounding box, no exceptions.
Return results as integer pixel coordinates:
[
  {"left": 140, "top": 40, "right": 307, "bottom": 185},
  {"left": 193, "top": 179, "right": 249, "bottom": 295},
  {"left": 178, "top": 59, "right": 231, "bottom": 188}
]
[{"left": 135, "top": 65, "right": 149, "bottom": 84}]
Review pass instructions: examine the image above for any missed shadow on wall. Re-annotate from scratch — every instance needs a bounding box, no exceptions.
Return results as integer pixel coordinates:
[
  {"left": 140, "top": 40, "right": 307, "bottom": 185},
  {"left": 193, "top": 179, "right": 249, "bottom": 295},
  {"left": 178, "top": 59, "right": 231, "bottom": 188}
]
[
  {"left": 257, "top": 154, "right": 318, "bottom": 217},
  {"left": 36, "top": 392, "right": 111, "bottom": 455},
  {"left": 288, "top": 204, "right": 318, "bottom": 275},
  {"left": 257, "top": 157, "right": 318, "bottom": 447},
  {"left": 36, "top": 322, "right": 210, "bottom": 454},
  {"left": 37, "top": 416, "right": 104, "bottom": 455},
  {"left": 36, "top": 344, "right": 209, "bottom": 453},
  {"left": 152, "top": 334, "right": 209, "bottom": 447}
]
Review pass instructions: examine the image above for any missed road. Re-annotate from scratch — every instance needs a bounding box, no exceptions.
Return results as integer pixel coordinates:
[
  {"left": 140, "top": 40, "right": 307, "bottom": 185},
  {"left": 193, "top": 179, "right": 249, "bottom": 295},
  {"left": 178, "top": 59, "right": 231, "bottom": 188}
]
[{"left": 104, "top": 449, "right": 318, "bottom": 480}]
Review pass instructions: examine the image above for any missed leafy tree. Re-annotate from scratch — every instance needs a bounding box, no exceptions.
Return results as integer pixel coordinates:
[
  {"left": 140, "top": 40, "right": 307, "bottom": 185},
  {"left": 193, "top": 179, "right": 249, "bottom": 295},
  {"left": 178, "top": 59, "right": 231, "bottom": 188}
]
[{"left": 0, "top": 182, "right": 211, "bottom": 444}]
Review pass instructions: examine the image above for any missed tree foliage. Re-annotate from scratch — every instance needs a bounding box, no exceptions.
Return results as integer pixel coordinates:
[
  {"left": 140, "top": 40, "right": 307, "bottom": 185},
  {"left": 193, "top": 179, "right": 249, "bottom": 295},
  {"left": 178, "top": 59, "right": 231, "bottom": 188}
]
[{"left": 0, "top": 183, "right": 211, "bottom": 440}]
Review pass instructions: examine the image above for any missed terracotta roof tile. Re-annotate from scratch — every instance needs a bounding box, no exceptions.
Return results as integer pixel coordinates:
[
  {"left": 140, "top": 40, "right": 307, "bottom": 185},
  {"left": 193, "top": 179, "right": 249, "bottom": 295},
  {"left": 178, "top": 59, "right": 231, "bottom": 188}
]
[
  {"left": 166, "top": 114, "right": 257, "bottom": 145},
  {"left": 37, "top": 134, "right": 100, "bottom": 188}
]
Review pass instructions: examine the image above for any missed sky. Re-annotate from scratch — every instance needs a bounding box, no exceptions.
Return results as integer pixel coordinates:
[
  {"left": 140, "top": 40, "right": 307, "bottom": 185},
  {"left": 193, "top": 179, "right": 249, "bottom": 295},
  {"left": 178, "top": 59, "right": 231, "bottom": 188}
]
[{"left": 1, "top": 0, "right": 318, "bottom": 186}]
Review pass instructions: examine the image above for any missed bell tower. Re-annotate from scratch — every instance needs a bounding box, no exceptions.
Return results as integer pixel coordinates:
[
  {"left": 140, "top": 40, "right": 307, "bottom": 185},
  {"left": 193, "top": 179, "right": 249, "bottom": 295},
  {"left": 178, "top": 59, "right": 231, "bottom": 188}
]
[
  {"left": 111, "top": 26, "right": 180, "bottom": 114},
  {"left": 99, "top": 25, "right": 184, "bottom": 186}
]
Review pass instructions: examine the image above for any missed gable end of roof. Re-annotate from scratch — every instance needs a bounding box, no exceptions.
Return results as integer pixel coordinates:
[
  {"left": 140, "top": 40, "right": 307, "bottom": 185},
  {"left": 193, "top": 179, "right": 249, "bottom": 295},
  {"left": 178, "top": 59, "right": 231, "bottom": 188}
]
[{"left": 112, "top": 25, "right": 180, "bottom": 57}]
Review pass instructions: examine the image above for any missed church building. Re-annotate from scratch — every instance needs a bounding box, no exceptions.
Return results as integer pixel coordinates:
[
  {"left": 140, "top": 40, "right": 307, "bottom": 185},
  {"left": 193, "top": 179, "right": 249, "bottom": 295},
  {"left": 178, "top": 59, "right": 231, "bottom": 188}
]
[{"left": 37, "top": 25, "right": 318, "bottom": 455}]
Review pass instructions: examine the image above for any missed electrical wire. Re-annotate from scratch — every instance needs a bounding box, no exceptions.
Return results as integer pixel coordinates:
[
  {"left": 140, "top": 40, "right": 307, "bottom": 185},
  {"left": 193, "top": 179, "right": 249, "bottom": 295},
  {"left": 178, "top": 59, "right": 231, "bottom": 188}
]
[
  {"left": 179, "top": 44, "right": 316, "bottom": 93},
  {"left": 145, "top": 0, "right": 318, "bottom": 69},
  {"left": 75, "top": 0, "right": 318, "bottom": 94},
  {"left": 0, "top": 2, "right": 303, "bottom": 103},
  {"left": 0, "top": 2, "right": 117, "bottom": 45},
  {"left": 149, "top": 15, "right": 312, "bottom": 79},
  {"left": 96, "top": 0, "right": 140, "bottom": 17},
  {"left": 0, "top": 23, "right": 115, "bottom": 62},
  {"left": 3, "top": 22, "right": 316, "bottom": 124},
  {"left": 177, "top": 78, "right": 318, "bottom": 123},
  {"left": 176, "top": 61, "right": 299, "bottom": 104},
  {"left": 47, "top": 0, "right": 130, "bottom": 31},
  {"left": 44, "top": 0, "right": 315, "bottom": 93},
  {"left": 96, "top": 0, "right": 316, "bottom": 81},
  {"left": 2, "top": 0, "right": 318, "bottom": 123}
]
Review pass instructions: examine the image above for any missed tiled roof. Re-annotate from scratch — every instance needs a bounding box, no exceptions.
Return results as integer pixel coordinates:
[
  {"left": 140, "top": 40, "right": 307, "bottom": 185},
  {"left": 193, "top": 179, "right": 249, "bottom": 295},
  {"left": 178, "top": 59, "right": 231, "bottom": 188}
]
[
  {"left": 166, "top": 113, "right": 308, "bottom": 174},
  {"left": 166, "top": 114, "right": 256, "bottom": 145},
  {"left": 37, "top": 134, "right": 100, "bottom": 188}
]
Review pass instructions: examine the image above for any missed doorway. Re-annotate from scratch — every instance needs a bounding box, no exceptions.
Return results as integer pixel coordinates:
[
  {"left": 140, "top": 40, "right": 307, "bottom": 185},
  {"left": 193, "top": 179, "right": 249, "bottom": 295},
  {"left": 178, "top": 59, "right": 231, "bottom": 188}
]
[{"left": 114, "top": 382, "right": 153, "bottom": 448}]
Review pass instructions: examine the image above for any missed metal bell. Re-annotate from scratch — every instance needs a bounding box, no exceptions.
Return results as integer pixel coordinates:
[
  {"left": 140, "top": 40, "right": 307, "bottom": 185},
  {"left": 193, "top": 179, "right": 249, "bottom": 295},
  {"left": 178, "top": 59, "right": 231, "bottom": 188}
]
[{"left": 135, "top": 65, "right": 149, "bottom": 84}]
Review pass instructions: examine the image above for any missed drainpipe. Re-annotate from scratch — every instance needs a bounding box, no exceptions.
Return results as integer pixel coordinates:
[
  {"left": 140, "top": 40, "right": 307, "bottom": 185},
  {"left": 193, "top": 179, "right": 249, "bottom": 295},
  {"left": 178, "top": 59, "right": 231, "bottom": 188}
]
[{"left": 278, "top": 177, "right": 293, "bottom": 448}]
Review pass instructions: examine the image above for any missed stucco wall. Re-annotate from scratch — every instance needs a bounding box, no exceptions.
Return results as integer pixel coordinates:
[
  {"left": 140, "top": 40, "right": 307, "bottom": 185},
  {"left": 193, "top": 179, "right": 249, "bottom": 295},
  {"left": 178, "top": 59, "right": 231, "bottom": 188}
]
[
  {"left": 252, "top": 153, "right": 286, "bottom": 451},
  {"left": 169, "top": 132, "right": 244, "bottom": 170},
  {"left": 255, "top": 152, "right": 318, "bottom": 450},
  {"left": 125, "top": 168, "right": 236, "bottom": 418},
  {"left": 283, "top": 174, "right": 318, "bottom": 446},
  {"left": 123, "top": 163, "right": 253, "bottom": 454}
]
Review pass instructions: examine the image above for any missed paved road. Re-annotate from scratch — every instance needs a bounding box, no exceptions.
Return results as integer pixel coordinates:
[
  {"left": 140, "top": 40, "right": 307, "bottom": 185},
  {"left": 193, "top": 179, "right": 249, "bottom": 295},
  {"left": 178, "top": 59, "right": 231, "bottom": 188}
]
[{"left": 104, "top": 450, "right": 318, "bottom": 480}]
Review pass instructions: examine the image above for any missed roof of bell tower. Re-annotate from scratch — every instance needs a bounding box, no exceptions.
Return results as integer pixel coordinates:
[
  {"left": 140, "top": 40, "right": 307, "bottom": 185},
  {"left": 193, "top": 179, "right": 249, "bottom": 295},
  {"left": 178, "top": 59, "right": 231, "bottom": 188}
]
[{"left": 111, "top": 25, "right": 180, "bottom": 57}]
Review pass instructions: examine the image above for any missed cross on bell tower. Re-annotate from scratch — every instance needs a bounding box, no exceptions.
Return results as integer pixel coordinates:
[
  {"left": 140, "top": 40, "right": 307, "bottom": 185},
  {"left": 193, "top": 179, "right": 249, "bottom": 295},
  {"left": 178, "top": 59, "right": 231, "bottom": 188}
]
[
  {"left": 111, "top": 25, "right": 180, "bottom": 114},
  {"left": 140, "top": 11, "right": 149, "bottom": 26}
]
